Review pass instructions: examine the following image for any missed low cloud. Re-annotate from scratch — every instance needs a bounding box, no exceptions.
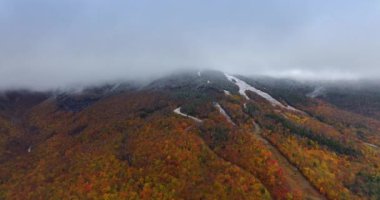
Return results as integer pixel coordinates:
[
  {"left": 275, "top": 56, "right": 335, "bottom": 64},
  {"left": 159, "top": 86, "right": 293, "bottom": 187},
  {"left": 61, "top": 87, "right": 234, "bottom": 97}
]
[{"left": 0, "top": 0, "right": 379, "bottom": 90}]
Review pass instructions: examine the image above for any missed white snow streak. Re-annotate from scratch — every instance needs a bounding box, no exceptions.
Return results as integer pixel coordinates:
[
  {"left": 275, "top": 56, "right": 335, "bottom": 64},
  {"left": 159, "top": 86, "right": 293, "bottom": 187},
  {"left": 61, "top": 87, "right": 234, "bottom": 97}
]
[
  {"left": 364, "top": 142, "right": 379, "bottom": 149},
  {"left": 214, "top": 103, "right": 236, "bottom": 125},
  {"left": 223, "top": 90, "right": 231, "bottom": 96},
  {"left": 225, "top": 73, "right": 299, "bottom": 111},
  {"left": 174, "top": 107, "right": 203, "bottom": 123},
  {"left": 307, "top": 86, "right": 325, "bottom": 98},
  {"left": 110, "top": 83, "right": 121, "bottom": 91}
]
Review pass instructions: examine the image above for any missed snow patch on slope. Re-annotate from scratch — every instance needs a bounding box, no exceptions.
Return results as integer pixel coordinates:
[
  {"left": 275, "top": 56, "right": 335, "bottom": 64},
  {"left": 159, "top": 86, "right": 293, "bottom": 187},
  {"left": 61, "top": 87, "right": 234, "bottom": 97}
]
[
  {"left": 364, "top": 142, "right": 379, "bottom": 149},
  {"left": 307, "top": 86, "right": 325, "bottom": 98},
  {"left": 223, "top": 90, "right": 231, "bottom": 96},
  {"left": 224, "top": 73, "right": 299, "bottom": 111},
  {"left": 174, "top": 107, "right": 203, "bottom": 123},
  {"left": 110, "top": 83, "right": 121, "bottom": 92},
  {"left": 214, "top": 103, "right": 236, "bottom": 125}
]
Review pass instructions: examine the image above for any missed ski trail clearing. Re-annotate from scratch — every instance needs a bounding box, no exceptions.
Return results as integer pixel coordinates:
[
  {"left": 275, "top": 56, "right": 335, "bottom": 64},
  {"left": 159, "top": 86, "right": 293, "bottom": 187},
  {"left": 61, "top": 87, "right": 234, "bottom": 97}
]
[
  {"left": 252, "top": 121, "right": 326, "bottom": 200},
  {"left": 173, "top": 107, "right": 203, "bottom": 123},
  {"left": 214, "top": 103, "right": 236, "bottom": 126},
  {"left": 225, "top": 73, "right": 299, "bottom": 112}
]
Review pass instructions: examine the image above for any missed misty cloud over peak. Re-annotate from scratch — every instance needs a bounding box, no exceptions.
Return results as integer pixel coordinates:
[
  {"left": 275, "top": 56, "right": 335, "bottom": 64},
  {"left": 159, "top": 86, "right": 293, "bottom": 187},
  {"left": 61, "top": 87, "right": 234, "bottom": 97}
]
[{"left": 0, "top": 0, "right": 379, "bottom": 90}]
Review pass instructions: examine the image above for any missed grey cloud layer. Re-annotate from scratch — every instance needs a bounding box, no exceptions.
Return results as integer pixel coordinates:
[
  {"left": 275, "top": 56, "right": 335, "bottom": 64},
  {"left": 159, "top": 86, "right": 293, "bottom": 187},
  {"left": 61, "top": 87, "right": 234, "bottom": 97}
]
[{"left": 0, "top": 0, "right": 379, "bottom": 90}]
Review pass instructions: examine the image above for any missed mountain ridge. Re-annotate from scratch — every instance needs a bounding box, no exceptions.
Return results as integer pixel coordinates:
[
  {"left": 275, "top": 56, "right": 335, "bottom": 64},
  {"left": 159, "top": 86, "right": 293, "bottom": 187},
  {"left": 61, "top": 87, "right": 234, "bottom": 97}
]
[{"left": 0, "top": 70, "right": 379, "bottom": 199}]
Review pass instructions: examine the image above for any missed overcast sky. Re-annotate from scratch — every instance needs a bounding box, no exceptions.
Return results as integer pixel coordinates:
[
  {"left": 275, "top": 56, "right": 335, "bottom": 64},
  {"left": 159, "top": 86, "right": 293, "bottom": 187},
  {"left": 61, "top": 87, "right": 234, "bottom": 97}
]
[{"left": 0, "top": 0, "right": 380, "bottom": 90}]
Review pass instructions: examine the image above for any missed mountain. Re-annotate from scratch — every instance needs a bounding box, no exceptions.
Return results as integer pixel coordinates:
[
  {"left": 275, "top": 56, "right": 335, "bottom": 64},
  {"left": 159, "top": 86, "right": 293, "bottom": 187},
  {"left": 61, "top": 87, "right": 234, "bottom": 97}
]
[{"left": 0, "top": 70, "right": 379, "bottom": 200}]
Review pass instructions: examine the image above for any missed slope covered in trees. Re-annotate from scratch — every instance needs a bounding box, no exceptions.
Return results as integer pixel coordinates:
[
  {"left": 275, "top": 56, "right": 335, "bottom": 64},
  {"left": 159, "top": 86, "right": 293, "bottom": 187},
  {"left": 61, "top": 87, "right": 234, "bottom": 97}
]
[{"left": 0, "top": 71, "right": 379, "bottom": 199}]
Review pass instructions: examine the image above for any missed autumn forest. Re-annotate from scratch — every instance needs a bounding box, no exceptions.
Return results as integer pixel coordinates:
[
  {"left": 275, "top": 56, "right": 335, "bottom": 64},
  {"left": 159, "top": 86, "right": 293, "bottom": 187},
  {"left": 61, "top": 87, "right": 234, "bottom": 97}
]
[{"left": 0, "top": 70, "right": 379, "bottom": 200}]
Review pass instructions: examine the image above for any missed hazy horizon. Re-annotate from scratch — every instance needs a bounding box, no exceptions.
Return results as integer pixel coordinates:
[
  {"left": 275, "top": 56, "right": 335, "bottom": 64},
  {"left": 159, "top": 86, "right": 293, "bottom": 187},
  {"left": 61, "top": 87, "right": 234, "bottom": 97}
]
[{"left": 1, "top": 0, "right": 379, "bottom": 90}]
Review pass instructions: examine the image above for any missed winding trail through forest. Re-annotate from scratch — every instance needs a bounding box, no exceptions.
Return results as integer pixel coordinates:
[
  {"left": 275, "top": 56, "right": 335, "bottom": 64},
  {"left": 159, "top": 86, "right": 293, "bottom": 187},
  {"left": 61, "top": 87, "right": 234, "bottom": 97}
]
[{"left": 251, "top": 121, "right": 326, "bottom": 200}]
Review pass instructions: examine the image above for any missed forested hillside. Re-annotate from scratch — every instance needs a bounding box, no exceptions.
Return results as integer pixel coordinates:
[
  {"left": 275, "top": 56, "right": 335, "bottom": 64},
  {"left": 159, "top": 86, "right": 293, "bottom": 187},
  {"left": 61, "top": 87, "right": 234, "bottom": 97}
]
[{"left": 0, "top": 71, "right": 379, "bottom": 200}]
